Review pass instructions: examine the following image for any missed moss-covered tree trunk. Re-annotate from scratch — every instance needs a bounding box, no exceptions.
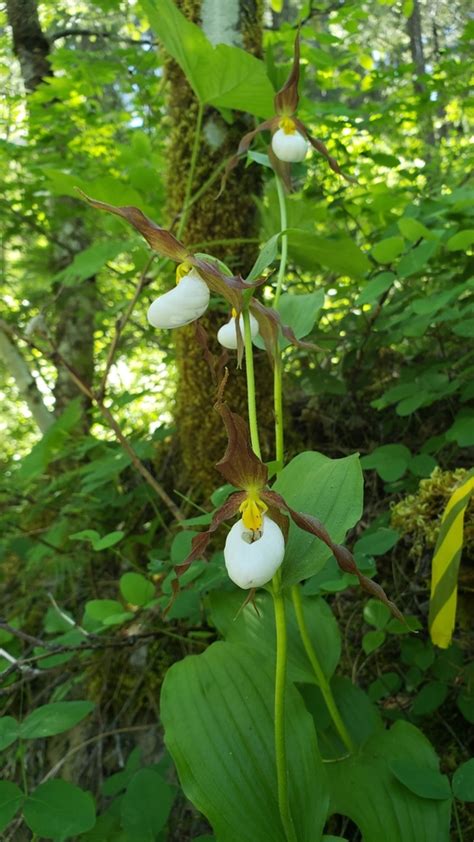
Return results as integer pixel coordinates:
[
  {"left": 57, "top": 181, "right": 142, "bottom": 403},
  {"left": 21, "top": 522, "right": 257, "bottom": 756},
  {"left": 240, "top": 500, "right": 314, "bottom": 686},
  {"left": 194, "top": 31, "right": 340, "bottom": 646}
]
[{"left": 167, "top": 0, "right": 273, "bottom": 496}]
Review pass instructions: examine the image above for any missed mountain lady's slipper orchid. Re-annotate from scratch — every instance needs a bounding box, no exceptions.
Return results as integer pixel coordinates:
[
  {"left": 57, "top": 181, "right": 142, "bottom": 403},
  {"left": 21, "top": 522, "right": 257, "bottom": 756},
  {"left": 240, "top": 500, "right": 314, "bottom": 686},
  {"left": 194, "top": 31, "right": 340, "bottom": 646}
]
[
  {"left": 225, "top": 514, "right": 285, "bottom": 589},
  {"left": 147, "top": 263, "right": 209, "bottom": 328},
  {"left": 77, "top": 190, "right": 252, "bottom": 321},
  {"left": 221, "top": 30, "right": 355, "bottom": 192},
  {"left": 271, "top": 117, "right": 309, "bottom": 163},
  {"left": 174, "top": 399, "right": 403, "bottom": 622},
  {"left": 217, "top": 309, "right": 259, "bottom": 350}
]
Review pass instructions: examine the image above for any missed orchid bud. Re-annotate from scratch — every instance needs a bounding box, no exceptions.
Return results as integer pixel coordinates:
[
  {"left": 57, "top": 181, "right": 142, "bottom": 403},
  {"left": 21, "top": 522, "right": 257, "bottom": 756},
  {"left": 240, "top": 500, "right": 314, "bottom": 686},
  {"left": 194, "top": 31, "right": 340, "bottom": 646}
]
[
  {"left": 217, "top": 311, "right": 259, "bottom": 350},
  {"left": 224, "top": 515, "right": 285, "bottom": 589},
  {"left": 147, "top": 265, "right": 210, "bottom": 329},
  {"left": 271, "top": 118, "right": 308, "bottom": 163}
]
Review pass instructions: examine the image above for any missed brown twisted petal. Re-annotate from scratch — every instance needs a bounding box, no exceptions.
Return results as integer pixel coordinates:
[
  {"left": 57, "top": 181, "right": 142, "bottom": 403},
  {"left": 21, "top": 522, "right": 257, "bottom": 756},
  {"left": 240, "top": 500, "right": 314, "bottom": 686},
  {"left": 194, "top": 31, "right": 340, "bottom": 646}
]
[
  {"left": 250, "top": 299, "right": 317, "bottom": 367},
  {"left": 274, "top": 28, "right": 301, "bottom": 117},
  {"left": 214, "top": 402, "right": 268, "bottom": 490},
  {"left": 292, "top": 118, "right": 357, "bottom": 184},
  {"left": 218, "top": 118, "right": 277, "bottom": 198},
  {"left": 76, "top": 190, "right": 190, "bottom": 262},
  {"left": 262, "top": 490, "right": 404, "bottom": 622},
  {"left": 268, "top": 147, "right": 293, "bottom": 193},
  {"left": 175, "top": 491, "right": 246, "bottom": 577}
]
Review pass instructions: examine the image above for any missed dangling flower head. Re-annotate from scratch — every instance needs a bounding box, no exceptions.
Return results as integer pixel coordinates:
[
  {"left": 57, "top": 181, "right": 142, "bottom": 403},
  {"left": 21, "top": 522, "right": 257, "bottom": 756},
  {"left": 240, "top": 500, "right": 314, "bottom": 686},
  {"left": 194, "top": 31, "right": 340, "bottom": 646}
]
[
  {"left": 174, "top": 398, "right": 403, "bottom": 621},
  {"left": 76, "top": 190, "right": 253, "bottom": 328},
  {"left": 220, "top": 29, "right": 355, "bottom": 193}
]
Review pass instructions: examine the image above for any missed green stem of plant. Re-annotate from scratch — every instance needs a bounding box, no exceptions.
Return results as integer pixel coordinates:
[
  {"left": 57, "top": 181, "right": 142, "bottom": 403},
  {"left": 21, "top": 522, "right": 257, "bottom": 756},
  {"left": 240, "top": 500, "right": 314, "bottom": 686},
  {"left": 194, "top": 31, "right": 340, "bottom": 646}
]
[
  {"left": 272, "top": 576, "right": 298, "bottom": 842},
  {"left": 453, "top": 798, "right": 464, "bottom": 842},
  {"left": 291, "top": 584, "right": 355, "bottom": 754},
  {"left": 274, "top": 176, "right": 288, "bottom": 308},
  {"left": 243, "top": 307, "right": 261, "bottom": 459},
  {"left": 273, "top": 175, "right": 288, "bottom": 470},
  {"left": 177, "top": 100, "right": 204, "bottom": 240}
]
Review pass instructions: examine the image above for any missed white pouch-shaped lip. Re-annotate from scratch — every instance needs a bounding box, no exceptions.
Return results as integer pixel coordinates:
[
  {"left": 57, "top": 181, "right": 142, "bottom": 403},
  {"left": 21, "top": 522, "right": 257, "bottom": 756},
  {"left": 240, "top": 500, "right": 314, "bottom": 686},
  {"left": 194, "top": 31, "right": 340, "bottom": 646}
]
[
  {"left": 217, "top": 312, "right": 259, "bottom": 350},
  {"left": 271, "top": 128, "right": 309, "bottom": 163},
  {"left": 147, "top": 269, "right": 210, "bottom": 328},
  {"left": 224, "top": 515, "right": 285, "bottom": 589}
]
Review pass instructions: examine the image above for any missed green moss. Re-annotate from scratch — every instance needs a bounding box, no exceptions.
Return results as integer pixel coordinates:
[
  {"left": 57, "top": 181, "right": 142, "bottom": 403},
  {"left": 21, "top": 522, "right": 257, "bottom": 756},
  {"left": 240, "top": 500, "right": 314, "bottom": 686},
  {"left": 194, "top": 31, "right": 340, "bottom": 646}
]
[{"left": 390, "top": 468, "right": 474, "bottom": 560}]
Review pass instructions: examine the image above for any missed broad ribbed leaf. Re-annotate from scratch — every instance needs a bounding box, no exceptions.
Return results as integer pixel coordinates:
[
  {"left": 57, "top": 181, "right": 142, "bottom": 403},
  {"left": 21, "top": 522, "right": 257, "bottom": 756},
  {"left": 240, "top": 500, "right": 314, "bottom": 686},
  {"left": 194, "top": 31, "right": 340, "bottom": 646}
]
[
  {"left": 140, "top": 0, "right": 274, "bottom": 117},
  {"left": 272, "top": 451, "right": 363, "bottom": 586},
  {"left": 325, "top": 721, "right": 451, "bottom": 842},
  {"left": 161, "top": 642, "right": 329, "bottom": 842},
  {"left": 208, "top": 589, "right": 341, "bottom": 681}
]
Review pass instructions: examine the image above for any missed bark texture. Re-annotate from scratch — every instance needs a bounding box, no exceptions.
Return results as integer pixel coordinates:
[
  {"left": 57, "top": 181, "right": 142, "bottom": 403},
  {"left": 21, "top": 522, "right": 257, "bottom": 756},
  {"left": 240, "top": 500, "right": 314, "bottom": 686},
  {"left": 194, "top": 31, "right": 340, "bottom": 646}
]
[
  {"left": 167, "top": 0, "right": 274, "bottom": 496},
  {"left": 0, "top": 323, "right": 53, "bottom": 433},
  {"left": 6, "top": 0, "right": 52, "bottom": 91}
]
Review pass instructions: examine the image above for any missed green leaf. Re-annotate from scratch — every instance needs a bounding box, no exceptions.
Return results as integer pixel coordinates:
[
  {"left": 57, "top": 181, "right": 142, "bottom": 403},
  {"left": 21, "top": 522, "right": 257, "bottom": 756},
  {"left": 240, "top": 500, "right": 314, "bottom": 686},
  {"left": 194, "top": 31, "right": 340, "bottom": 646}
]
[
  {"left": 445, "top": 412, "right": 474, "bottom": 446},
  {"left": 446, "top": 229, "right": 474, "bottom": 251},
  {"left": 0, "top": 716, "right": 19, "bottom": 750},
  {"left": 368, "top": 671, "right": 401, "bottom": 702},
  {"left": 360, "top": 444, "right": 411, "bottom": 482},
  {"left": 355, "top": 272, "right": 395, "bottom": 305},
  {"left": 140, "top": 0, "right": 274, "bottom": 116},
  {"left": 452, "top": 758, "right": 474, "bottom": 802},
  {"left": 121, "top": 769, "right": 175, "bottom": 839},
  {"left": 119, "top": 572, "right": 155, "bottom": 606},
  {"left": 277, "top": 289, "right": 325, "bottom": 342},
  {"left": 409, "top": 453, "right": 437, "bottom": 477},
  {"left": 412, "top": 681, "right": 448, "bottom": 716},
  {"left": 325, "top": 721, "right": 451, "bottom": 841},
  {"left": 371, "top": 236, "right": 404, "bottom": 263},
  {"left": 161, "top": 642, "right": 329, "bottom": 842},
  {"left": 272, "top": 451, "right": 363, "bottom": 586},
  {"left": 16, "top": 400, "right": 83, "bottom": 483},
  {"left": 70, "top": 529, "right": 124, "bottom": 551},
  {"left": 397, "top": 217, "right": 430, "bottom": 241},
  {"left": 208, "top": 590, "right": 341, "bottom": 682},
  {"left": 301, "top": 676, "right": 382, "bottom": 758},
  {"left": 288, "top": 229, "right": 371, "bottom": 278},
  {"left": 246, "top": 234, "right": 279, "bottom": 282},
  {"left": 20, "top": 701, "right": 95, "bottom": 739},
  {"left": 390, "top": 760, "right": 451, "bottom": 800},
  {"left": 85, "top": 599, "right": 124, "bottom": 622},
  {"left": 355, "top": 528, "right": 399, "bottom": 556},
  {"left": 397, "top": 240, "right": 438, "bottom": 278},
  {"left": 23, "top": 780, "right": 96, "bottom": 838},
  {"left": 52, "top": 240, "right": 134, "bottom": 287},
  {"left": 0, "top": 782, "right": 23, "bottom": 832},
  {"left": 362, "top": 629, "right": 386, "bottom": 654},
  {"left": 363, "top": 599, "right": 392, "bottom": 630}
]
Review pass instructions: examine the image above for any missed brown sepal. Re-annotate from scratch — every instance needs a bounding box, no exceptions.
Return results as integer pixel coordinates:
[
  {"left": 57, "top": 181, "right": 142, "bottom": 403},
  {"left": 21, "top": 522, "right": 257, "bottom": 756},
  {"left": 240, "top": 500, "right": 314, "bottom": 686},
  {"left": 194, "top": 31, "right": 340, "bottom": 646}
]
[
  {"left": 214, "top": 401, "right": 268, "bottom": 490},
  {"left": 293, "top": 119, "right": 357, "bottom": 184},
  {"left": 250, "top": 300, "right": 317, "bottom": 367},
  {"left": 175, "top": 491, "right": 245, "bottom": 578},
  {"left": 218, "top": 118, "right": 276, "bottom": 198},
  {"left": 235, "top": 588, "right": 260, "bottom": 619},
  {"left": 274, "top": 28, "right": 301, "bottom": 117},
  {"left": 194, "top": 321, "right": 228, "bottom": 385},
  {"left": 262, "top": 491, "right": 404, "bottom": 622},
  {"left": 76, "top": 190, "right": 190, "bottom": 262}
]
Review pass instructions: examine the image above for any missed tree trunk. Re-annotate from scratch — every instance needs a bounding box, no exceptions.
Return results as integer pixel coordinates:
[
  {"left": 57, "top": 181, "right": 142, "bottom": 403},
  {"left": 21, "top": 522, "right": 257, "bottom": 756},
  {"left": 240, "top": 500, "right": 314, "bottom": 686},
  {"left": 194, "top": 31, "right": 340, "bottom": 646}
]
[
  {"left": 0, "top": 322, "right": 53, "bottom": 433},
  {"left": 406, "top": 0, "right": 436, "bottom": 147},
  {"left": 6, "top": 0, "right": 97, "bottom": 429},
  {"left": 167, "top": 0, "right": 274, "bottom": 496}
]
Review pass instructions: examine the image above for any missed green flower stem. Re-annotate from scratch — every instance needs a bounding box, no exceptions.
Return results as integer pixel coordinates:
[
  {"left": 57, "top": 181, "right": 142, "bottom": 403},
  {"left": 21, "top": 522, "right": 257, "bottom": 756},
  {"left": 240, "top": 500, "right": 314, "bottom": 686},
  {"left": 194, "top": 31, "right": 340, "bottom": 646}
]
[
  {"left": 274, "top": 175, "right": 288, "bottom": 308},
  {"left": 177, "top": 100, "right": 204, "bottom": 240},
  {"left": 291, "top": 584, "right": 355, "bottom": 754},
  {"left": 272, "top": 575, "right": 298, "bottom": 842},
  {"left": 242, "top": 307, "right": 261, "bottom": 459},
  {"left": 273, "top": 175, "right": 288, "bottom": 470}
]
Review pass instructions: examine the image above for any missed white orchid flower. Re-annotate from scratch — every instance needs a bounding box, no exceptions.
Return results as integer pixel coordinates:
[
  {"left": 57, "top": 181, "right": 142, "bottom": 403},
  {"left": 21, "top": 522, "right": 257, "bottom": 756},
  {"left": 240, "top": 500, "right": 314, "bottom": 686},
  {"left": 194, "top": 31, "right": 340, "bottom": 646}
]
[
  {"left": 217, "top": 309, "right": 259, "bottom": 350},
  {"left": 224, "top": 514, "right": 285, "bottom": 589},
  {"left": 147, "top": 263, "right": 210, "bottom": 329},
  {"left": 271, "top": 117, "right": 309, "bottom": 163}
]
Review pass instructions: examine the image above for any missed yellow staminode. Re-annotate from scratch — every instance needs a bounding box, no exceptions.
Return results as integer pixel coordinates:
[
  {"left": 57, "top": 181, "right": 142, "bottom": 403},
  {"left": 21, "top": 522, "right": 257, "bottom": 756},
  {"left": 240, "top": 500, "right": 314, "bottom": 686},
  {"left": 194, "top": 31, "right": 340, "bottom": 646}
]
[
  {"left": 279, "top": 117, "right": 296, "bottom": 135},
  {"left": 231, "top": 308, "right": 238, "bottom": 318},
  {"left": 176, "top": 262, "right": 193, "bottom": 284},
  {"left": 239, "top": 491, "right": 268, "bottom": 531}
]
